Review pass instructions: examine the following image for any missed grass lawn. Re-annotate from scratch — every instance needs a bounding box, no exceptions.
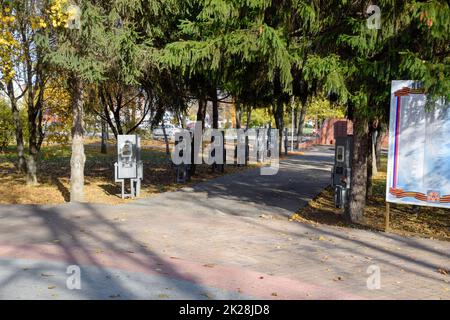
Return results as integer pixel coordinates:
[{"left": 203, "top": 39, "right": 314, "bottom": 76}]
[
  {"left": 292, "top": 155, "right": 450, "bottom": 241},
  {"left": 0, "top": 138, "right": 250, "bottom": 205}
]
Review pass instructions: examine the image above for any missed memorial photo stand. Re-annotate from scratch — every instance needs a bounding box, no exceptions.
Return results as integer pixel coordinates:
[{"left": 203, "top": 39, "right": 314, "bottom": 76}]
[
  {"left": 114, "top": 135, "right": 143, "bottom": 199},
  {"left": 211, "top": 130, "right": 226, "bottom": 173},
  {"left": 332, "top": 136, "right": 353, "bottom": 209},
  {"left": 173, "top": 131, "right": 193, "bottom": 184}
]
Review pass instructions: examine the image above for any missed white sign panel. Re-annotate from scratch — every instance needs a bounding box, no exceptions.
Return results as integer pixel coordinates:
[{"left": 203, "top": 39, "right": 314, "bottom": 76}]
[
  {"left": 117, "top": 135, "right": 139, "bottom": 179},
  {"left": 386, "top": 80, "right": 450, "bottom": 208}
]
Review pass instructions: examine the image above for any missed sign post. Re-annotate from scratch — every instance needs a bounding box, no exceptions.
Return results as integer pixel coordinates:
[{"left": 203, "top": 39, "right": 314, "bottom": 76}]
[{"left": 385, "top": 202, "right": 390, "bottom": 232}]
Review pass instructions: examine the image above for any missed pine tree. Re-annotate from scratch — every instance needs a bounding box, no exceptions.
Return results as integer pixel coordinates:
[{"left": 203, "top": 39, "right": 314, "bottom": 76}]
[
  {"left": 40, "top": 0, "right": 112, "bottom": 201},
  {"left": 331, "top": 0, "right": 449, "bottom": 221}
]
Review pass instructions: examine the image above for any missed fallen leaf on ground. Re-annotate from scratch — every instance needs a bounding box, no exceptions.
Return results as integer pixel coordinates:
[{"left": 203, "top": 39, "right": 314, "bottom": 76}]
[
  {"left": 437, "top": 268, "right": 449, "bottom": 276},
  {"left": 41, "top": 273, "right": 54, "bottom": 277},
  {"left": 203, "top": 264, "right": 216, "bottom": 268}
]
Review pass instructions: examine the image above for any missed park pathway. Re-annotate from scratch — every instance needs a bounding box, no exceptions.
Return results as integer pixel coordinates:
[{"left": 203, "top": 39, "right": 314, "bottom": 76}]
[{"left": 0, "top": 146, "right": 448, "bottom": 299}]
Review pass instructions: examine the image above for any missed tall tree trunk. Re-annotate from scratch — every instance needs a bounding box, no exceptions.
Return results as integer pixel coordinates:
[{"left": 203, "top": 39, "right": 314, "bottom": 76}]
[
  {"left": 196, "top": 98, "right": 207, "bottom": 129},
  {"left": 345, "top": 112, "right": 369, "bottom": 222},
  {"left": 26, "top": 154, "right": 38, "bottom": 185},
  {"left": 180, "top": 112, "right": 187, "bottom": 129},
  {"left": 296, "top": 99, "right": 307, "bottom": 149},
  {"left": 366, "top": 130, "right": 374, "bottom": 198},
  {"left": 131, "top": 102, "right": 137, "bottom": 127},
  {"left": 113, "top": 109, "right": 123, "bottom": 136},
  {"left": 26, "top": 99, "right": 40, "bottom": 186},
  {"left": 235, "top": 100, "right": 242, "bottom": 129},
  {"left": 192, "top": 98, "right": 207, "bottom": 176},
  {"left": 293, "top": 105, "right": 298, "bottom": 134},
  {"left": 70, "top": 75, "right": 86, "bottom": 202},
  {"left": 211, "top": 89, "right": 219, "bottom": 129},
  {"left": 371, "top": 129, "right": 378, "bottom": 176},
  {"left": 23, "top": 29, "right": 38, "bottom": 185},
  {"left": 274, "top": 100, "right": 284, "bottom": 155},
  {"left": 26, "top": 104, "right": 39, "bottom": 186},
  {"left": 162, "top": 124, "right": 171, "bottom": 156},
  {"left": 246, "top": 106, "right": 252, "bottom": 129},
  {"left": 101, "top": 119, "right": 108, "bottom": 154},
  {"left": 6, "top": 80, "right": 26, "bottom": 172},
  {"left": 375, "top": 126, "right": 383, "bottom": 169}
]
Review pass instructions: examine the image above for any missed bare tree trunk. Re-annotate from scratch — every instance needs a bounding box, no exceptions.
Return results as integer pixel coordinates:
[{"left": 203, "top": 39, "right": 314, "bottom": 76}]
[
  {"left": 345, "top": 112, "right": 369, "bottom": 222},
  {"left": 366, "top": 130, "right": 374, "bottom": 197},
  {"left": 113, "top": 109, "right": 124, "bottom": 136},
  {"left": 293, "top": 105, "right": 298, "bottom": 134},
  {"left": 197, "top": 98, "right": 207, "bottom": 129},
  {"left": 211, "top": 89, "right": 219, "bottom": 129},
  {"left": 70, "top": 75, "right": 86, "bottom": 203},
  {"left": 22, "top": 28, "right": 39, "bottom": 186},
  {"left": 26, "top": 92, "right": 42, "bottom": 186},
  {"left": 274, "top": 100, "right": 284, "bottom": 155},
  {"left": 162, "top": 124, "right": 170, "bottom": 156},
  {"left": 235, "top": 100, "right": 242, "bottom": 129},
  {"left": 25, "top": 94, "right": 39, "bottom": 186},
  {"left": 131, "top": 102, "right": 137, "bottom": 127},
  {"left": 296, "top": 100, "right": 307, "bottom": 149},
  {"left": 180, "top": 112, "right": 187, "bottom": 129},
  {"left": 101, "top": 119, "right": 107, "bottom": 154},
  {"left": 375, "top": 126, "right": 383, "bottom": 169},
  {"left": 372, "top": 131, "right": 378, "bottom": 176},
  {"left": 6, "top": 80, "right": 26, "bottom": 172},
  {"left": 26, "top": 154, "right": 38, "bottom": 185},
  {"left": 246, "top": 106, "right": 252, "bottom": 129}
]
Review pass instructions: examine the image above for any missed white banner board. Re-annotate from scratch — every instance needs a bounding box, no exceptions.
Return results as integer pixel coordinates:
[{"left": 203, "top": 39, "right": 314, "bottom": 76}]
[
  {"left": 386, "top": 80, "right": 450, "bottom": 208},
  {"left": 117, "top": 135, "right": 139, "bottom": 179}
]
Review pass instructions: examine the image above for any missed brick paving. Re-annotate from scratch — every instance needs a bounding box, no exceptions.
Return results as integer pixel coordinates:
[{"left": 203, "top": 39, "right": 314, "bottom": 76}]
[{"left": 0, "top": 146, "right": 448, "bottom": 299}]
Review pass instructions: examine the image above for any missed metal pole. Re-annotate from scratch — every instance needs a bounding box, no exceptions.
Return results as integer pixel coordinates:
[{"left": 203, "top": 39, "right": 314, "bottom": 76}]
[{"left": 385, "top": 202, "right": 390, "bottom": 232}]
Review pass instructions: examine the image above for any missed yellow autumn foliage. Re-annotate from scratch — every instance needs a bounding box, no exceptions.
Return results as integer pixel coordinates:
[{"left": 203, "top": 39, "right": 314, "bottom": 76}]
[
  {"left": 0, "top": 7, "right": 19, "bottom": 81},
  {"left": 48, "top": 0, "right": 71, "bottom": 28},
  {"left": 43, "top": 77, "right": 72, "bottom": 145},
  {"left": 0, "top": 1, "right": 72, "bottom": 82}
]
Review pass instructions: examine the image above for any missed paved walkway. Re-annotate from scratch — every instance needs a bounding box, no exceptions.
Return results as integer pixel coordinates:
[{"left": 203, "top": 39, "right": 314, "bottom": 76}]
[{"left": 0, "top": 146, "right": 448, "bottom": 299}]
